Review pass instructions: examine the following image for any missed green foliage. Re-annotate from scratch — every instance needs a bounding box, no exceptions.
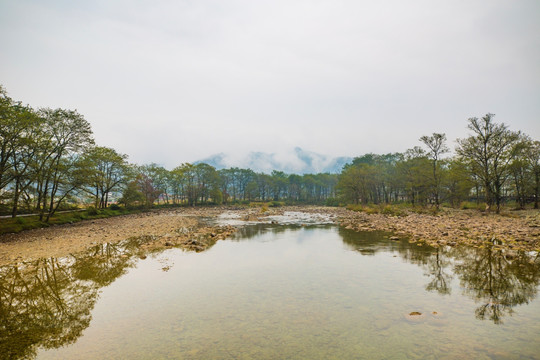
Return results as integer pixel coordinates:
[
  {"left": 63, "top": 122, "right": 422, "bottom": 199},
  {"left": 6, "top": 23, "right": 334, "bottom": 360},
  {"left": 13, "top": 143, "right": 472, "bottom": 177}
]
[
  {"left": 86, "top": 207, "right": 100, "bottom": 216},
  {"left": 346, "top": 204, "right": 408, "bottom": 217},
  {"left": 119, "top": 180, "right": 145, "bottom": 208},
  {"left": 325, "top": 197, "right": 340, "bottom": 207},
  {"left": 210, "top": 189, "right": 223, "bottom": 205},
  {"left": 460, "top": 201, "right": 485, "bottom": 211},
  {"left": 1, "top": 82, "right": 539, "bottom": 218},
  {"left": 380, "top": 205, "right": 408, "bottom": 217},
  {"left": 0, "top": 208, "right": 133, "bottom": 235}
]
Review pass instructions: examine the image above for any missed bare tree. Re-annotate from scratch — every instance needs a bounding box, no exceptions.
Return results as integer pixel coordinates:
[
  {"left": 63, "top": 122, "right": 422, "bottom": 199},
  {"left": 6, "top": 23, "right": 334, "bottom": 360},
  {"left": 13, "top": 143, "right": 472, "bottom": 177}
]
[
  {"left": 420, "top": 133, "right": 449, "bottom": 210},
  {"left": 457, "top": 114, "right": 520, "bottom": 213}
]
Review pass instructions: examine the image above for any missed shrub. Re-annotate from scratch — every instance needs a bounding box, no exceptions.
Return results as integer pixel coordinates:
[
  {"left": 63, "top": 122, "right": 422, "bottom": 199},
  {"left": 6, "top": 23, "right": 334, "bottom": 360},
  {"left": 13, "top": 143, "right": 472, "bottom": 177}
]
[
  {"left": 325, "top": 198, "right": 340, "bottom": 207},
  {"left": 109, "top": 203, "right": 121, "bottom": 210},
  {"left": 86, "top": 207, "right": 100, "bottom": 216},
  {"left": 460, "top": 201, "right": 484, "bottom": 210},
  {"left": 381, "top": 205, "right": 405, "bottom": 217}
]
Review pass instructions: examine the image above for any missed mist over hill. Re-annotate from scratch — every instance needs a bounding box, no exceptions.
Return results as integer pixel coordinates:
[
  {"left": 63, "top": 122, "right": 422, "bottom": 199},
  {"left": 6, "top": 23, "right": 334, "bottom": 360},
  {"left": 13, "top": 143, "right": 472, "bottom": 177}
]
[{"left": 196, "top": 147, "right": 352, "bottom": 174}]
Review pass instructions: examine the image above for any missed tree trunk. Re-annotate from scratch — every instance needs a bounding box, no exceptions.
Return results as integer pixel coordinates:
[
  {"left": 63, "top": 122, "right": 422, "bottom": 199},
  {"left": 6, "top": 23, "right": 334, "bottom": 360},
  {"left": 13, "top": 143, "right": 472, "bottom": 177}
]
[{"left": 11, "top": 177, "right": 20, "bottom": 218}]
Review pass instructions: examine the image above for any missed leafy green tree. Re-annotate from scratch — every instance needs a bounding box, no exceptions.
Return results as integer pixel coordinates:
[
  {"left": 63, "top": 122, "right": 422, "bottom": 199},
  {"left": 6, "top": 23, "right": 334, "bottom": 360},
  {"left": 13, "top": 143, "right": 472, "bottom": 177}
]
[
  {"left": 443, "top": 158, "right": 473, "bottom": 208},
  {"left": 528, "top": 141, "right": 540, "bottom": 209},
  {"left": 255, "top": 173, "right": 272, "bottom": 201},
  {"left": 338, "top": 162, "right": 376, "bottom": 204},
  {"left": 0, "top": 86, "right": 18, "bottom": 194},
  {"left": 7, "top": 105, "right": 42, "bottom": 217},
  {"left": 34, "top": 108, "right": 94, "bottom": 221},
  {"left": 80, "top": 147, "right": 130, "bottom": 208},
  {"left": 396, "top": 147, "right": 431, "bottom": 206},
  {"left": 508, "top": 136, "right": 534, "bottom": 209},
  {"left": 270, "top": 171, "right": 288, "bottom": 201},
  {"left": 193, "top": 163, "right": 220, "bottom": 203},
  {"left": 119, "top": 178, "right": 145, "bottom": 207},
  {"left": 137, "top": 164, "right": 168, "bottom": 204}
]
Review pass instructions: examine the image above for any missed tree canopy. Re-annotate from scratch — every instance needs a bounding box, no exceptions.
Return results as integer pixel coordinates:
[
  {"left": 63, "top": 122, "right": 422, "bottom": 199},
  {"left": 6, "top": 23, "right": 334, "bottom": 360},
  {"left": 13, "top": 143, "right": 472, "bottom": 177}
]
[{"left": 1, "top": 84, "right": 539, "bottom": 215}]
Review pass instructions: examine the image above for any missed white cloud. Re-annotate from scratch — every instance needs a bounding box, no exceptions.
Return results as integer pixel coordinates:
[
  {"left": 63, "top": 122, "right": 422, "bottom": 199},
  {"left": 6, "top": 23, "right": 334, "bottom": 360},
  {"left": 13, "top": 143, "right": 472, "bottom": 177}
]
[{"left": 1, "top": 0, "right": 539, "bottom": 168}]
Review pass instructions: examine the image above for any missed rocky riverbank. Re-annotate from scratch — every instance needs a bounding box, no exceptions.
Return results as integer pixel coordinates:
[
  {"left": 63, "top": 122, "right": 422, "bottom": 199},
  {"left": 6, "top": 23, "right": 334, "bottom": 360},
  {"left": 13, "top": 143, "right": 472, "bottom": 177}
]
[
  {"left": 0, "top": 208, "right": 232, "bottom": 265},
  {"left": 1, "top": 205, "right": 538, "bottom": 266},
  {"left": 337, "top": 207, "right": 540, "bottom": 252}
]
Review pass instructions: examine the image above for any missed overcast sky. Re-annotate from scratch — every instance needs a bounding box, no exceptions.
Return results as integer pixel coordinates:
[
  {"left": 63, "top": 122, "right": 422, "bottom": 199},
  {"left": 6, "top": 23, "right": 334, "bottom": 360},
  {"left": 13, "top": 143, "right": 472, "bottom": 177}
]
[{"left": 1, "top": 0, "right": 539, "bottom": 169}]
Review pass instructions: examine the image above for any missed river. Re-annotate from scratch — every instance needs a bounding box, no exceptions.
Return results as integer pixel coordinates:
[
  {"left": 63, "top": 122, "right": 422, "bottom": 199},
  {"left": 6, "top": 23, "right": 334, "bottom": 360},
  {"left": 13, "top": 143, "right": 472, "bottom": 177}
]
[{"left": 2, "top": 220, "right": 540, "bottom": 359}]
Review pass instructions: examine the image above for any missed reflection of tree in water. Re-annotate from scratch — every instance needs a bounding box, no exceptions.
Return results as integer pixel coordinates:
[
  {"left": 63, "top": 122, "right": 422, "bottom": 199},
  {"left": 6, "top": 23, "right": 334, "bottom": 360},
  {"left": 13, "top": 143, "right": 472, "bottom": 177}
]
[
  {"left": 339, "top": 227, "right": 540, "bottom": 322},
  {"left": 71, "top": 240, "right": 140, "bottom": 287},
  {"left": 230, "top": 224, "right": 334, "bottom": 241},
  {"left": 423, "top": 247, "right": 453, "bottom": 295},
  {"left": 0, "top": 241, "right": 140, "bottom": 360},
  {"left": 453, "top": 246, "right": 540, "bottom": 324},
  {"left": 339, "top": 227, "right": 453, "bottom": 294}
]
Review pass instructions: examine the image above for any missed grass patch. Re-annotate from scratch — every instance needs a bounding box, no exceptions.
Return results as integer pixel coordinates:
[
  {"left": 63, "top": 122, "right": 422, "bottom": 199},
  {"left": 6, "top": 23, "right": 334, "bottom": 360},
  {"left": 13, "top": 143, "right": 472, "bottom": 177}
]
[
  {"left": 0, "top": 207, "right": 140, "bottom": 236},
  {"left": 460, "top": 201, "right": 486, "bottom": 211},
  {"left": 346, "top": 204, "right": 409, "bottom": 217}
]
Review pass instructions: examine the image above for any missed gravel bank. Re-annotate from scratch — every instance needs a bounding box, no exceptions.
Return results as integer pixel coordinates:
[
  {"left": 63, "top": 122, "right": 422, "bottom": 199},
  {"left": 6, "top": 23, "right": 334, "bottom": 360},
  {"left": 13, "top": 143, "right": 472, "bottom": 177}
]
[{"left": 1, "top": 206, "right": 538, "bottom": 266}]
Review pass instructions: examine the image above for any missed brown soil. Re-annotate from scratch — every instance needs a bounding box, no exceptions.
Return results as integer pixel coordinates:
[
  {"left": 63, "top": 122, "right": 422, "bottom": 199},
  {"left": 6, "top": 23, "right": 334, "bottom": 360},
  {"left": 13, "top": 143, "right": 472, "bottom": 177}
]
[{"left": 1, "top": 206, "right": 539, "bottom": 267}]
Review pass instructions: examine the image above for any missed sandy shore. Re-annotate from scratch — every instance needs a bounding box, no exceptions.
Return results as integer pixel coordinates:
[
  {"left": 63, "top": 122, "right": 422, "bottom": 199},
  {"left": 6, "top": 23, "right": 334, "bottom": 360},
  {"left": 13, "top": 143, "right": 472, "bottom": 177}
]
[{"left": 1, "top": 206, "right": 539, "bottom": 266}]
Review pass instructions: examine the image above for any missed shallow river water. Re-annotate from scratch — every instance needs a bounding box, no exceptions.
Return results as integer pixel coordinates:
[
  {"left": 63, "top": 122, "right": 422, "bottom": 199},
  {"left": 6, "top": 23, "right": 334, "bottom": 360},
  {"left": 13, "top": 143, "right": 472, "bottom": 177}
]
[{"left": 2, "top": 223, "right": 540, "bottom": 359}]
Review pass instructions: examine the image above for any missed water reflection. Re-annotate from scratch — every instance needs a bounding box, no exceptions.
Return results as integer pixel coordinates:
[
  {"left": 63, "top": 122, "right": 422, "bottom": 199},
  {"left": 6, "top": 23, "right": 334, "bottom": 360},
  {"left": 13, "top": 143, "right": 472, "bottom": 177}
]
[
  {"left": 340, "top": 227, "right": 540, "bottom": 324},
  {"left": 233, "top": 224, "right": 540, "bottom": 324},
  {"left": 0, "top": 240, "right": 143, "bottom": 360},
  {"left": 453, "top": 246, "right": 540, "bottom": 324},
  {"left": 228, "top": 224, "right": 296, "bottom": 240},
  {"left": 1, "top": 226, "right": 540, "bottom": 359}
]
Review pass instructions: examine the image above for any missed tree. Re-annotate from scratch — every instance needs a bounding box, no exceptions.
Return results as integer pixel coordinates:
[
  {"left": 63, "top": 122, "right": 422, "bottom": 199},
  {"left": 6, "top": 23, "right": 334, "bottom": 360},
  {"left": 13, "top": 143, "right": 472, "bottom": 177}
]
[
  {"left": 0, "top": 87, "right": 37, "bottom": 196},
  {"left": 456, "top": 114, "right": 520, "bottom": 213},
  {"left": 420, "top": 133, "right": 449, "bottom": 210},
  {"left": 6, "top": 104, "right": 42, "bottom": 217},
  {"left": 528, "top": 141, "right": 540, "bottom": 209},
  {"left": 80, "top": 146, "right": 130, "bottom": 208},
  {"left": 137, "top": 164, "right": 168, "bottom": 204},
  {"left": 396, "top": 147, "right": 431, "bottom": 206},
  {"left": 270, "top": 171, "right": 288, "bottom": 201},
  {"left": 444, "top": 158, "right": 473, "bottom": 208},
  {"left": 508, "top": 136, "right": 534, "bottom": 209},
  {"left": 33, "top": 108, "right": 94, "bottom": 221},
  {"left": 337, "top": 162, "right": 377, "bottom": 204},
  {"left": 131, "top": 164, "right": 169, "bottom": 208},
  {"left": 119, "top": 179, "right": 145, "bottom": 207}
]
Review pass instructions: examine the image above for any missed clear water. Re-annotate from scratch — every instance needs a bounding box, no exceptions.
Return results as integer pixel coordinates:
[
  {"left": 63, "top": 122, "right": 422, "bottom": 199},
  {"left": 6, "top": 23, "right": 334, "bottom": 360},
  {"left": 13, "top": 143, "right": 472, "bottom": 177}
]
[{"left": 2, "top": 225, "right": 540, "bottom": 359}]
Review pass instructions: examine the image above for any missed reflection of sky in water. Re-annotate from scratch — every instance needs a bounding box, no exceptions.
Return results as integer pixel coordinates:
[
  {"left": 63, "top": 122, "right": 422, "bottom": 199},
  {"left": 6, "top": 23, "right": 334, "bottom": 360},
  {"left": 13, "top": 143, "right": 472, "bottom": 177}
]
[{"left": 2, "top": 226, "right": 539, "bottom": 359}]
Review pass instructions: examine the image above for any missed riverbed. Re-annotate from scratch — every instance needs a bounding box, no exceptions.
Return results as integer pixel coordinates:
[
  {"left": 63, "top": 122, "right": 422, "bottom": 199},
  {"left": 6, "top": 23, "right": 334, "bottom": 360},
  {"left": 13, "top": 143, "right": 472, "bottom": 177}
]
[{"left": 2, "top": 214, "right": 539, "bottom": 359}]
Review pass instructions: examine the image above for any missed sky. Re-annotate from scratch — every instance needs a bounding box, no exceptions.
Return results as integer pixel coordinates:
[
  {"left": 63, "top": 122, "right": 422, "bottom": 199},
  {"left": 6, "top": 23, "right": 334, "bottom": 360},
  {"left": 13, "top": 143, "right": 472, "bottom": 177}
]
[{"left": 1, "top": 0, "right": 539, "bottom": 169}]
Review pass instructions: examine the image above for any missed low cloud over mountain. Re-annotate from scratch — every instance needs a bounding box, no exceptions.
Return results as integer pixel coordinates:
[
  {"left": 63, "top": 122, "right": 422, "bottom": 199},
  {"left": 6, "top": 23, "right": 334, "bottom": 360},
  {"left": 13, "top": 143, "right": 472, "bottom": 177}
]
[{"left": 197, "top": 147, "right": 352, "bottom": 174}]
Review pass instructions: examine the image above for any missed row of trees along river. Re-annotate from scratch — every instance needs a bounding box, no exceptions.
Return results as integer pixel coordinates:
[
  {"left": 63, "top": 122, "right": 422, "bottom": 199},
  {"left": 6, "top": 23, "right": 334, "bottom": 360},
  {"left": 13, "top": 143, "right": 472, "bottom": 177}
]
[{"left": 1, "top": 84, "right": 539, "bottom": 220}]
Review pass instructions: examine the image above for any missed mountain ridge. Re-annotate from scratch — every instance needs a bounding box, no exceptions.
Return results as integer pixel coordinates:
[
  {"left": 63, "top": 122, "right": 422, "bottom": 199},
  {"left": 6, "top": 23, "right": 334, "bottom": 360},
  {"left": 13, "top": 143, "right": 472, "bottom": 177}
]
[{"left": 196, "top": 147, "right": 352, "bottom": 174}]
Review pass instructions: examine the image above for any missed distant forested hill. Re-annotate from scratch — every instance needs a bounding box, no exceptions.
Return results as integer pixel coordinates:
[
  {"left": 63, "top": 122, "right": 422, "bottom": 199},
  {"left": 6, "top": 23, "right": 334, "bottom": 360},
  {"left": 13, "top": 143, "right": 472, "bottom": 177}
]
[{"left": 196, "top": 147, "right": 352, "bottom": 174}]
